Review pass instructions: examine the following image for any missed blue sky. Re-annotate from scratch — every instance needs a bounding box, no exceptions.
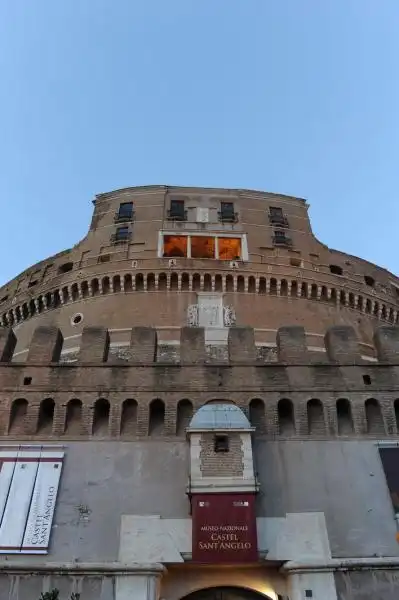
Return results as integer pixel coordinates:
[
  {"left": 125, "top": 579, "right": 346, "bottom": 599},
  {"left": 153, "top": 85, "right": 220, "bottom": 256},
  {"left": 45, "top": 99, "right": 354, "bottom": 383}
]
[{"left": 0, "top": 1, "right": 398, "bottom": 285}]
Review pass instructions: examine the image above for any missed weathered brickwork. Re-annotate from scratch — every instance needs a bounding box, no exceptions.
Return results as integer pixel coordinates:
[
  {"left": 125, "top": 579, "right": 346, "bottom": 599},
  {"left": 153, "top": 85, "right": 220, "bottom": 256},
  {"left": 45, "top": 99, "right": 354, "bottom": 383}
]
[
  {"left": 1, "top": 323, "right": 399, "bottom": 443},
  {"left": 199, "top": 432, "right": 244, "bottom": 477},
  {"left": 0, "top": 186, "right": 398, "bottom": 599},
  {"left": 1, "top": 185, "right": 399, "bottom": 358}
]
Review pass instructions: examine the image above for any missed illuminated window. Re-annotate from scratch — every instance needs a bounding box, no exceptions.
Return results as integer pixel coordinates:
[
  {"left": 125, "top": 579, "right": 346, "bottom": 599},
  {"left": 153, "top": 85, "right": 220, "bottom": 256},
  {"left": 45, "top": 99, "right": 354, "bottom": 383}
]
[
  {"left": 191, "top": 236, "right": 215, "bottom": 259},
  {"left": 218, "top": 237, "right": 241, "bottom": 260},
  {"left": 163, "top": 235, "right": 187, "bottom": 257}
]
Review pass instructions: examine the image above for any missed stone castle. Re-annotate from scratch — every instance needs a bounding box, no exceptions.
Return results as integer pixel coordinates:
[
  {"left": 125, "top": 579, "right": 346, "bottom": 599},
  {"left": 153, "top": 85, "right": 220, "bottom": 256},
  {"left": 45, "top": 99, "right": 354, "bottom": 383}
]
[{"left": 0, "top": 185, "right": 399, "bottom": 600}]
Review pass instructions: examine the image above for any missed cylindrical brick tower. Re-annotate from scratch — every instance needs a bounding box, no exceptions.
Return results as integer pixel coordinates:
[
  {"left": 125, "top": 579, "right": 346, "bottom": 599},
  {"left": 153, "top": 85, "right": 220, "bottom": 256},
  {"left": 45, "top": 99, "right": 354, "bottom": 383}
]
[
  {"left": 1, "top": 185, "right": 398, "bottom": 362},
  {"left": 1, "top": 186, "right": 399, "bottom": 600}
]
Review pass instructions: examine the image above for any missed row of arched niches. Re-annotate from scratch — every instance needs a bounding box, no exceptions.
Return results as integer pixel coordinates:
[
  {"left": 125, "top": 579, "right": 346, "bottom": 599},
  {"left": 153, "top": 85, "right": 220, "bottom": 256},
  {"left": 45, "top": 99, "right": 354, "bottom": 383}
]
[
  {"left": 2, "top": 271, "right": 399, "bottom": 327},
  {"left": 4, "top": 396, "right": 399, "bottom": 439}
]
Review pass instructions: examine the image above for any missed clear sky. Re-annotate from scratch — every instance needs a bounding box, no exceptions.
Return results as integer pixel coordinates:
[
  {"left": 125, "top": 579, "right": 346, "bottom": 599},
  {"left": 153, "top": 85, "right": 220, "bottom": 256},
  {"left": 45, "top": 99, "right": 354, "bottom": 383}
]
[{"left": 0, "top": 1, "right": 398, "bottom": 285}]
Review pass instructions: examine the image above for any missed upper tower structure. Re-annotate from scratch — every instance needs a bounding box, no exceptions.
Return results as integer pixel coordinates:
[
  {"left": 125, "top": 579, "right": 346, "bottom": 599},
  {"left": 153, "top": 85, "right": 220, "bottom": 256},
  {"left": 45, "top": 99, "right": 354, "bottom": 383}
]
[{"left": 1, "top": 185, "right": 398, "bottom": 361}]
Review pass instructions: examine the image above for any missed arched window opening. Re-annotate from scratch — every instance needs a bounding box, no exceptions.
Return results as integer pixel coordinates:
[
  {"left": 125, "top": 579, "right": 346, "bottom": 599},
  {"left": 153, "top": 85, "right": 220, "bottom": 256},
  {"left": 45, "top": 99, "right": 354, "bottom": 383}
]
[
  {"left": 158, "top": 273, "right": 167, "bottom": 291},
  {"left": 203, "top": 274, "right": 212, "bottom": 292},
  {"left": 170, "top": 272, "right": 179, "bottom": 291},
  {"left": 37, "top": 398, "right": 55, "bottom": 434},
  {"left": 37, "top": 297, "right": 44, "bottom": 313},
  {"left": 237, "top": 276, "right": 245, "bottom": 293},
  {"left": 259, "top": 277, "right": 266, "bottom": 294},
  {"left": 336, "top": 398, "right": 354, "bottom": 435},
  {"left": 226, "top": 274, "right": 234, "bottom": 292},
  {"left": 22, "top": 303, "right": 29, "bottom": 319},
  {"left": 113, "top": 275, "right": 121, "bottom": 293},
  {"left": 307, "top": 399, "right": 325, "bottom": 435},
  {"left": 58, "top": 262, "right": 73, "bottom": 274},
  {"left": 45, "top": 292, "right": 53, "bottom": 309},
  {"left": 311, "top": 284, "right": 318, "bottom": 300},
  {"left": 9, "top": 399, "right": 28, "bottom": 433},
  {"left": 53, "top": 290, "right": 61, "bottom": 308},
  {"left": 193, "top": 273, "right": 201, "bottom": 291},
  {"left": 330, "top": 288, "right": 337, "bottom": 304},
  {"left": 349, "top": 293, "right": 355, "bottom": 308},
  {"left": 120, "top": 399, "right": 138, "bottom": 436},
  {"left": 81, "top": 281, "right": 89, "bottom": 299},
  {"left": 340, "top": 290, "right": 346, "bottom": 306},
  {"left": 102, "top": 277, "right": 110, "bottom": 295},
  {"left": 176, "top": 399, "right": 193, "bottom": 435},
  {"left": 15, "top": 306, "right": 22, "bottom": 322},
  {"left": 291, "top": 281, "right": 298, "bottom": 298},
  {"left": 124, "top": 274, "right": 133, "bottom": 292},
  {"left": 357, "top": 295, "right": 363, "bottom": 310},
  {"left": 270, "top": 278, "right": 277, "bottom": 296},
  {"left": 320, "top": 286, "right": 328, "bottom": 302},
  {"left": 65, "top": 399, "right": 82, "bottom": 434},
  {"left": 149, "top": 399, "right": 165, "bottom": 436},
  {"left": 215, "top": 274, "right": 223, "bottom": 292},
  {"left": 365, "top": 398, "right": 384, "bottom": 434},
  {"left": 91, "top": 278, "right": 100, "bottom": 296},
  {"left": 181, "top": 272, "right": 190, "bottom": 291},
  {"left": 249, "top": 398, "right": 265, "bottom": 431},
  {"left": 248, "top": 276, "right": 256, "bottom": 294},
  {"left": 147, "top": 273, "right": 155, "bottom": 291},
  {"left": 373, "top": 302, "right": 379, "bottom": 317},
  {"left": 301, "top": 282, "right": 308, "bottom": 298},
  {"left": 62, "top": 287, "right": 69, "bottom": 303},
  {"left": 71, "top": 283, "right": 79, "bottom": 301},
  {"left": 92, "top": 398, "right": 110, "bottom": 436},
  {"left": 365, "top": 299, "right": 372, "bottom": 314},
  {"left": 381, "top": 305, "right": 387, "bottom": 320},
  {"left": 29, "top": 299, "right": 36, "bottom": 316},
  {"left": 280, "top": 279, "right": 288, "bottom": 297},
  {"left": 278, "top": 399, "right": 295, "bottom": 435},
  {"left": 330, "top": 264, "right": 343, "bottom": 276},
  {"left": 135, "top": 273, "right": 144, "bottom": 291}
]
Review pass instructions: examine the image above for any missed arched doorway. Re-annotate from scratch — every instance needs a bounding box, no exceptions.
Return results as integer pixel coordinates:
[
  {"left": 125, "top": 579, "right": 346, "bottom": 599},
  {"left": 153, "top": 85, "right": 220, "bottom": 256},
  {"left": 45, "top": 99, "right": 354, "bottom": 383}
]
[{"left": 182, "top": 587, "right": 275, "bottom": 600}]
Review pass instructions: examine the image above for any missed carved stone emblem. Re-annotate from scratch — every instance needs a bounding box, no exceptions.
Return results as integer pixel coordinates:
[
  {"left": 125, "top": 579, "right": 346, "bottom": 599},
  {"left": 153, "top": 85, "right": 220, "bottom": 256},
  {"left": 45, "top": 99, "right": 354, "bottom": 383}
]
[
  {"left": 223, "top": 305, "right": 236, "bottom": 327},
  {"left": 187, "top": 304, "right": 199, "bottom": 326}
]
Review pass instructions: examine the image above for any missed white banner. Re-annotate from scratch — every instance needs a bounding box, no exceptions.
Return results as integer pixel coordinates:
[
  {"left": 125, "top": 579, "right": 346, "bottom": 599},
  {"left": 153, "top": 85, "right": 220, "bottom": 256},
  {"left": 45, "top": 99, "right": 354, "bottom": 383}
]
[
  {"left": 0, "top": 446, "right": 64, "bottom": 554},
  {"left": 22, "top": 452, "right": 64, "bottom": 553}
]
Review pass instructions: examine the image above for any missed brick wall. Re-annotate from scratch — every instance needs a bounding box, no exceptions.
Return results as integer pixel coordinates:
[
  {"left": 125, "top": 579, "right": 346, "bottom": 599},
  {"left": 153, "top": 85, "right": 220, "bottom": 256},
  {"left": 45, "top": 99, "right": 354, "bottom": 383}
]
[
  {"left": 0, "top": 324, "right": 399, "bottom": 442},
  {"left": 199, "top": 432, "right": 244, "bottom": 477}
]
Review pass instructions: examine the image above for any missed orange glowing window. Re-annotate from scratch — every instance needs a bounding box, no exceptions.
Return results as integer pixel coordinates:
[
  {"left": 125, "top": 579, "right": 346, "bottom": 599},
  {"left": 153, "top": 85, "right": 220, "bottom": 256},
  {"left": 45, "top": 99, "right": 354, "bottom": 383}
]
[
  {"left": 218, "top": 238, "right": 241, "bottom": 260},
  {"left": 163, "top": 235, "right": 187, "bottom": 258},
  {"left": 191, "top": 236, "right": 215, "bottom": 259}
]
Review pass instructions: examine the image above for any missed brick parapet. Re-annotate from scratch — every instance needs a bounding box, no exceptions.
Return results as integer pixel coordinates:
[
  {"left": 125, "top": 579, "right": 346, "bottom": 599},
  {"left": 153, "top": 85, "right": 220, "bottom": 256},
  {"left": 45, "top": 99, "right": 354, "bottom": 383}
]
[{"left": 0, "top": 324, "right": 398, "bottom": 441}]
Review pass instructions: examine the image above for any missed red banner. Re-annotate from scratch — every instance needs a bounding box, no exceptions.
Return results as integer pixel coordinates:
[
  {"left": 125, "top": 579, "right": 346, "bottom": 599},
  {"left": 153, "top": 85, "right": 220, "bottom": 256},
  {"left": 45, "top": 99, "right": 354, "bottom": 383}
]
[{"left": 192, "top": 493, "right": 258, "bottom": 563}]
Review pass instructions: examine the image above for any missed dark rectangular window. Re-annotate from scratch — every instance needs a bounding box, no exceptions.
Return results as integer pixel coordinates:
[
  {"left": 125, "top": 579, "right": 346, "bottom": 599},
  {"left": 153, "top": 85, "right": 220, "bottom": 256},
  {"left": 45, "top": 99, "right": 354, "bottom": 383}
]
[
  {"left": 115, "top": 226, "right": 130, "bottom": 241},
  {"left": 270, "top": 206, "right": 283, "bottom": 218},
  {"left": 269, "top": 206, "right": 288, "bottom": 227},
  {"left": 214, "top": 435, "right": 229, "bottom": 453},
  {"left": 219, "top": 202, "right": 236, "bottom": 222},
  {"left": 273, "top": 229, "right": 291, "bottom": 246},
  {"left": 118, "top": 202, "right": 133, "bottom": 219},
  {"left": 168, "top": 200, "right": 186, "bottom": 220}
]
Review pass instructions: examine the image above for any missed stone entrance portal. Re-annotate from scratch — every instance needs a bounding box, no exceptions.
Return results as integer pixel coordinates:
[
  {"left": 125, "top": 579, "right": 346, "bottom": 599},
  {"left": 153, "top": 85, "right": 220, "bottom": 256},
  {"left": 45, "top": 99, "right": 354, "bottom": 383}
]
[{"left": 182, "top": 587, "right": 274, "bottom": 600}]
